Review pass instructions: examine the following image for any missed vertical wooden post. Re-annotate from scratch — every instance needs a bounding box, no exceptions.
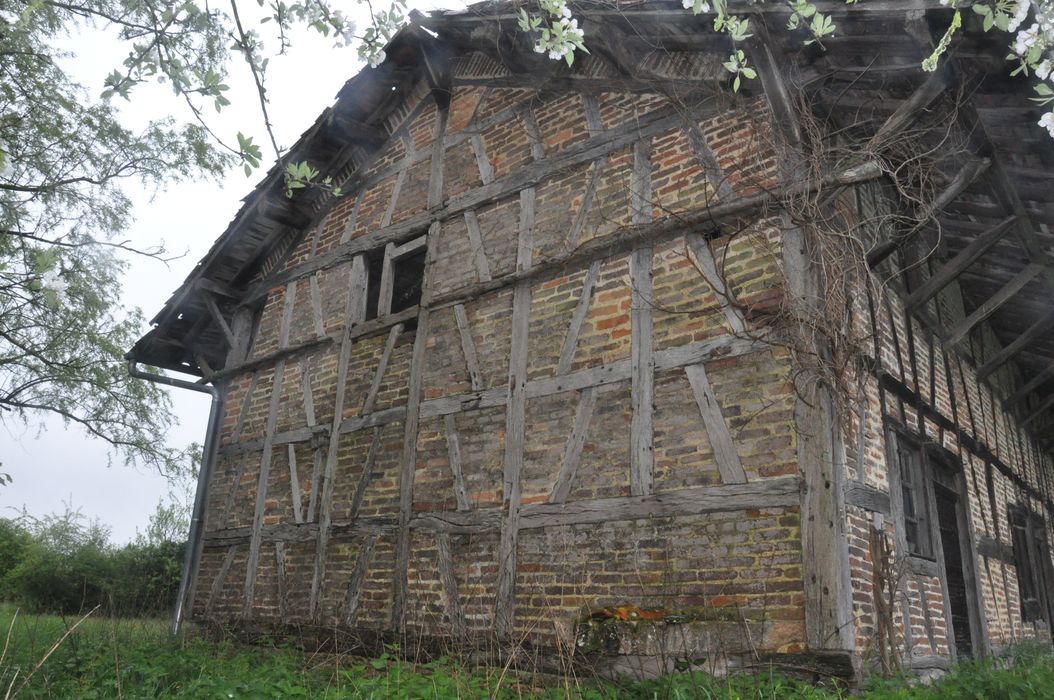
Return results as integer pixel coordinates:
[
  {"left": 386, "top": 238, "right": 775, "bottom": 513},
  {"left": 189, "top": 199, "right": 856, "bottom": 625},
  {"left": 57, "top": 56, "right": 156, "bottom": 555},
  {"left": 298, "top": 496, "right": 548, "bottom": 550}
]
[{"left": 629, "top": 139, "right": 654, "bottom": 497}]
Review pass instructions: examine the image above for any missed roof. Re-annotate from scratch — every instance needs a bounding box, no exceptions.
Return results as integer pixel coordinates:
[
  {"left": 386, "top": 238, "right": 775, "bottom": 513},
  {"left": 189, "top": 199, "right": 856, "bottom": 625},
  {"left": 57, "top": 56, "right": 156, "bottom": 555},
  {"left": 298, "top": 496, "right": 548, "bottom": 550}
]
[{"left": 128, "top": 0, "right": 1054, "bottom": 443}]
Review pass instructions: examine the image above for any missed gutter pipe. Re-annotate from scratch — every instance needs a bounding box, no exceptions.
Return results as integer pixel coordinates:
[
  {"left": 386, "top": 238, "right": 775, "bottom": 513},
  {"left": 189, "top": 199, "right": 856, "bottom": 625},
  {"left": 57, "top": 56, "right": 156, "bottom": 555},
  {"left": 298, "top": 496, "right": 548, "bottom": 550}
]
[{"left": 128, "top": 360, "right": 222, "bottom": 635}]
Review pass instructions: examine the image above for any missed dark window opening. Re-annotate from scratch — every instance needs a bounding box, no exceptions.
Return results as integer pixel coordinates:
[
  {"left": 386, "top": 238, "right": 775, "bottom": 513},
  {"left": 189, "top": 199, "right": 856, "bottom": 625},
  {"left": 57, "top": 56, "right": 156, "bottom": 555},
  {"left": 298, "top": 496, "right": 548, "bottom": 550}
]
[
  {"left": 364, "top": 252, "right": 384, "bottom": 321},
  {"left": 1009, "top": 505, "right": 1054, "bottom": 625},
  {"left": 361, "top": 236, "right": 425, "bottom": 322},
  {"left": 390, "top": 247, "right": 425, "bottom": 314},
  {"left": 894, "top": 435, "right": 933, "bottom": 559}
]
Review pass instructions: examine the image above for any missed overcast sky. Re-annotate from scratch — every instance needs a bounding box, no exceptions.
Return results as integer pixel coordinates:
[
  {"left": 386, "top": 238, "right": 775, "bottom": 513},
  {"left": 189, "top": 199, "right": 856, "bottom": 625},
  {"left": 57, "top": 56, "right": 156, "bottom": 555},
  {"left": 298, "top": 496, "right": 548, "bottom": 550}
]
[{"left": 0, "top": 4, "right": 417, "bottom": 542}]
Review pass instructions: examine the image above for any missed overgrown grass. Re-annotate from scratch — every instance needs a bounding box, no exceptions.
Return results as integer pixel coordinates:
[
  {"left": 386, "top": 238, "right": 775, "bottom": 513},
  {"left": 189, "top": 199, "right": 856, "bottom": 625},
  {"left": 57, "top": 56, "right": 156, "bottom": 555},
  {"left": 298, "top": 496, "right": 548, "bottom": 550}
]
[{"left": 1, "top": 605, "right": 1053, "bottom": 698}]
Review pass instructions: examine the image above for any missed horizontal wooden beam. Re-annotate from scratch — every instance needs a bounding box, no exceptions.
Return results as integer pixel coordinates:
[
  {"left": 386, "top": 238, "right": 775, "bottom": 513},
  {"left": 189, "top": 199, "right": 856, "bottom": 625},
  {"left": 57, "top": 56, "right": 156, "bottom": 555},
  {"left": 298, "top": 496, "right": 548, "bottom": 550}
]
[
  {"left": 202, "top": 476, "right": 801, "bottom": 547},
  {"left": 903, "top": 215, "right": 1017, "bottom": 314},
  {"left": 946, "top": 263, "right": 1044, "bottom": 348},
  {"left": 1021, "top": 392, "right": 1054, "bottom": 428},
  {"left": 843, "top": 482, "right": 891, "bottom": 515},
  {"left": 977, "top": 306, "right": 1054, "bottom": 381},
  {"left": 976, "top": 535, "right": 1015, "bottom": 565}
]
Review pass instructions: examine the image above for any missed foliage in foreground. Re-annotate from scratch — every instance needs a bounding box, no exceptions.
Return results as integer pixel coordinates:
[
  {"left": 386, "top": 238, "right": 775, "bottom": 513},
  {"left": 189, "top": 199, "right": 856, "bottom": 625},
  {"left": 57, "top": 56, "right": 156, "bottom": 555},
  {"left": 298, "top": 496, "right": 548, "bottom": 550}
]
[{"left": 1, "top": 606, "right": 1054, "bottom": 699}]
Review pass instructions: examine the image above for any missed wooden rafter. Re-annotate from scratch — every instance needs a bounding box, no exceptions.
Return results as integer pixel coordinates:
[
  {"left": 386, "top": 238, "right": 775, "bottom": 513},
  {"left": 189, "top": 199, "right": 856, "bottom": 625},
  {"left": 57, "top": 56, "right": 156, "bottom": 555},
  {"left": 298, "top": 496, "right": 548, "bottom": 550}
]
[
  {"left": 1004, "top": 362, "right": 1054, "bottom": 410},
  {"left": 945, "top": 263, "right": 1043, "bottom": 348},
  {"left": 977, "top": 306, "right": 1054, "bottom": 381}
]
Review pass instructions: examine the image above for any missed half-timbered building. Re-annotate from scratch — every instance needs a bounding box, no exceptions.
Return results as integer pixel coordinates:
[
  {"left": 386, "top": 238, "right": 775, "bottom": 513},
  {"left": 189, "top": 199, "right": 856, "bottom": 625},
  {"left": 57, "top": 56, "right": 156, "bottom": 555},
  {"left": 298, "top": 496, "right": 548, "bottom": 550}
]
[{"left": 129, "top": 0, "right": 1054, "bottom": 679}]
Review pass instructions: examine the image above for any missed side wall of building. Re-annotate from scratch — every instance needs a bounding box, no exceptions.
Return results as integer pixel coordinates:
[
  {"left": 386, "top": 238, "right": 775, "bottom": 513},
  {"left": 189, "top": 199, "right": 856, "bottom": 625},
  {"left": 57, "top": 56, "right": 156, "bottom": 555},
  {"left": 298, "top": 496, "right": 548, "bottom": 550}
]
[{"left": 191, "top": 52, "right": 815, "bottom": 665}]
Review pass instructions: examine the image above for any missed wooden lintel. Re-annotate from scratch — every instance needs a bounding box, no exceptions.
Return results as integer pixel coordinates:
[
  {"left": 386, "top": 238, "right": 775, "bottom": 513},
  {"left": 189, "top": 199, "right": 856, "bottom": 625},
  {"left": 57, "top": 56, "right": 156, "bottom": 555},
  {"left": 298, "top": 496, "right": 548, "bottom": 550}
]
[
  {"left": 946, "top": 263, "right": 1044, "bottom": 348},
  {"left": 843, "top": 482, "right": 891, "bottom": 515},
  {"left": 903, "top": 215, "right": 1017, "bottom": 314},
  {"left": 977, "top": 306, "right": 1054, "bottom": 381}
]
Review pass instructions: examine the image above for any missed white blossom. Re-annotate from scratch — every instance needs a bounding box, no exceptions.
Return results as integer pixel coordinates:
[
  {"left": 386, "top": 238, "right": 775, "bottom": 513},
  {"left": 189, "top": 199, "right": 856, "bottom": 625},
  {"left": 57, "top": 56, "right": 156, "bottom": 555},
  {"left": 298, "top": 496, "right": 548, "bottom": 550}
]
[
  {"left": 40, "top": 269, "right": 68, "bottom": 301},
  {"left": 1009, "top": 0, "right": 1031, "bottom": 33},
  {"left": 369, "top": 49, "right": 386, "bottom": 68},
  {"left": 1036, "top": 58, "right": 1052, "bottom": 80},
  {"left": 1014, "top": 23, "right": 1040, "bottom": 56},
  {"left": 1040, "top": 111, "right": 1054, "bottom": 137}
]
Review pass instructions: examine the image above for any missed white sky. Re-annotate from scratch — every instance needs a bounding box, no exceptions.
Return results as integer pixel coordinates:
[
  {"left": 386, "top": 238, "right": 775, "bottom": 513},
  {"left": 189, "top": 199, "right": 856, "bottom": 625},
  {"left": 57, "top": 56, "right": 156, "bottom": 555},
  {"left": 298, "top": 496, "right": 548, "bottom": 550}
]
[{"left": 0, "top": 2, "right": 448, "bottom": 542}]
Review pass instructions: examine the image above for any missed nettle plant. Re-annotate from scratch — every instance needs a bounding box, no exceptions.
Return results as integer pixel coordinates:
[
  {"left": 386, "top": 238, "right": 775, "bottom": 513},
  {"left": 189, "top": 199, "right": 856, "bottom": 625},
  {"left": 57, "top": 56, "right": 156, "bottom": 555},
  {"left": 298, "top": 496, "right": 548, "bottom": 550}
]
[{"left": 514, "top": 0, "right": 1054, "bottom": 137}]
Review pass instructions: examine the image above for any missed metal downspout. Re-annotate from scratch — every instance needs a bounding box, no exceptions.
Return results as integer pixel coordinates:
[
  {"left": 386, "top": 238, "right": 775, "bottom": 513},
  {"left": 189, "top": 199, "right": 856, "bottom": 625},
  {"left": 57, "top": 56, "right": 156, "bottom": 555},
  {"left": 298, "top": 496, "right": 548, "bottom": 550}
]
[{"left": 128, "top": 360, "right": 222, "bottom": 635}]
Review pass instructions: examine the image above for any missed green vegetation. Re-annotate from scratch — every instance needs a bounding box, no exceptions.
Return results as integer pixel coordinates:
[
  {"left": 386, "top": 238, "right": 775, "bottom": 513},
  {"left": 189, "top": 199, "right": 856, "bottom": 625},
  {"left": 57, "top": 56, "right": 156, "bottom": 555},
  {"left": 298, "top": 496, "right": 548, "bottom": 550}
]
[{"left": 1, "top": 605, "right": 1052, "bottom": 699}]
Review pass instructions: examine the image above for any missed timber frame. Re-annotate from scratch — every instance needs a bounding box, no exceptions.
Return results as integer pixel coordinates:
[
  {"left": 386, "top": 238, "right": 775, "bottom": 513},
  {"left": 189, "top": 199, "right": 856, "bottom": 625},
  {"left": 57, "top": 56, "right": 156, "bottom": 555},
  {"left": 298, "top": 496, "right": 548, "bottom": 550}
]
[{"left": 130, "top": 0, "right": 1054, "bottom": 680}]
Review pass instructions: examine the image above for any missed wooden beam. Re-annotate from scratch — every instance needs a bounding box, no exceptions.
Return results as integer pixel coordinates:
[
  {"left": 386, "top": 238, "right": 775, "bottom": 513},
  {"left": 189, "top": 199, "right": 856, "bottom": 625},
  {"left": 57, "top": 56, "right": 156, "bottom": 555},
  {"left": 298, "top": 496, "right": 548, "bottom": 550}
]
[
  {"left": 630, "top": 139, "right": 654, "bottom": 497},
  {"left": 378, "top": 242, "right": 396, "bottom": 318},
  {"left": 686, "top": 232, "right": 746, "bottom": 334},
  {"left": 463, "top": 210, "right": 493, "bottom": 283},
  {"left": 1005, "top": 362, "right": 1054, "bottom": 410},
  {"left": 548, "top": 386, "right": 597, "bottom": 504},
  {"left": 1022, "top": 393, "right": 1054, "bottom": 428},
  {"left": 977, "top": 306, "right": 1054, "bottom": 381},
  {"left": 685, "top": 363, "right": 747, "bottom": 485},
  {"left": 362, "top": 322, "right": 403, "bottom": 414},
  {"left": 869, "top": 65, "right": 952, "bottom": 147},
  {"left": 903, "top": 215, "right": 1017, "bottom": 314},
  {"left": 453, "top": 304, "right": 483, "bottom": 392},
  {"left": 206, "top": 546, "right": 237, "bottom": 616},
  {"left": 349, "top": 428, "right": 382, "bottom": 521},
  {"left": 443, "top": 414, "right": 471, "bottom": 512},
  {"left": 274, "top": 541, "right": 288, "bottom": 618},
  {"left": 556, "top": 260, "right": 600, "bottom": 376},
  {"left": 309, "top": 275, "right": 325, "bottom": 338},
  {"left": 435, "top": 532, "right": 466, "bottom": 637},
  {"left": 867, "top": 158, "right": 991, "bottom": 269},
  {"left": 287, "top": 444, "right": 304, "bottom": 524},
  {"left": 341, "top": 534, "right": 377, "bottom": 625},
  {"left": 203, "top": 293, "right": 237, "bottom": 347},
  {"left": 946, "top": 263, "right": 1043, "bottom": 348}
]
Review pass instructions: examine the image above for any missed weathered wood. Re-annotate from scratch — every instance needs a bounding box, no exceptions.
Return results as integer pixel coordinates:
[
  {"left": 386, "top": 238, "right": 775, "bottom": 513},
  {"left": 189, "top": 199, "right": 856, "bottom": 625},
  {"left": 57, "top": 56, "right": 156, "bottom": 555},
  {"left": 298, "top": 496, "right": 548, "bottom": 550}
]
[
  {"left": 867, "top": 158, "right": 991, "bottom": 268},
  {"left": 945, "top": 263, "right": 1043, "bottom": 347},
  {"left": 453, "top": 305, "right": 483, "bottom": 392},
  {"left": 522, "top": 106, "right": 546, "bottom": 161},
  {"left": 496, "top": 189, "right": 534, "bottom": 637},
  {"left": 243, "top": 349, "right": 289, "bottom": 615},
  {"left": 549, "top": 386, "right": 597, "bottom": 503},
  {"left": 381, "top": 168, "right": 408, "bottom": 229},
  {"left": 630, "top": 139, "right": 654, "bottom": 498},
  {"left": 469, "top": 133, "right": 495, "bottom": 185},
  {"left": 869, "top": 64, "right": 952, "bottom": 147},
  {"left": 685, "top": 363, "right": 747, "bottom": 485},
  {"left": 566, "top": 158, "right": 607, "bottom": 250},
  {"left": 903, "top": 215, "right": 1017, "bottom": 313},
  {"left": 288, "top": 444, "right": 304, "bottom": 524},
  {"left": 309, "top": 275, "right": 325, "bottom": 338},
  {"left": 307, "top": 447, "right": 323, "bottom": 523},
  {"left": 350, "top": 427, "right": 383, "bottom": 521},
  {"left": 444, "top": 414, "right": 471, "bottom": 511},
  {"left": 340, "top": 405, "right": 408, "bottom": 435},
  {"left": 463, "top": 210, "right": 493, "bottom": 283},
  {"left": 685, "top": 123, "right": 736, "bottom": 202},
  {"left": 378, "top": 242, "right": 397, "bottom": 318},
  {"left": 392, "top": 235, "right": 427, "bottom": 259},
  {"left": 279, "top": 282, "right": 297, "bottom": 348},
  {"left": 217, "top": 424, "right": 328, "bottom": 457},
  {"left": 1022, "top": 392, "right": 1054, "bottom": 428},
  {"left": 582, "top": 93, "right": 603, "bottom": 136},
  {"left": 300, "top": 358, "right": 316, "bottom": 427},
  {"left": 843, "top": 482, "right": 892, "bottom": 515},
  {"left": 347, "top": 254, "right": 369, "bottom": 326},
  {"left": 363, "top": 323, "right": 403, "bottom": 414},
  {"left": 522, "top": 476, "right": 800, "bottom": 529},
  {"left": 203, "top": 292, "right": 237, "bottom": 347},
  {"left": 393, "top": 221, "right": 441, "bottom": 629},
  {"left": 274, "top": 541, "right": 288, "bottom": 618},
  {"left": 686, "top": 232, "right": 746, "bottom": 334},
  {"left": 209, "top": 336, "right": 333, "bottom": 382},
  {"left": 428, "top": 108, "right": 448, "bottom": 210},
  {"left": 228, "top": 307, "right": 255, "bottom": 366},
  {"left": 206, "top": 546, "right": 237, "bottom": 616},
  {"left": 435, "top": 532, "right": 466, "bottom": 636},
  {"left": 341, "top": 535, "right": 377, "bottom": 625},
  {"left": 1005, "top": 362, "right": 1054, "bottom": 410},
  {"left": 556, "top": 260, "right": 601, "bottom": 376},
  {"left": 340, "top": 190, "right": 366, "bottom": 244},
  {"left": 977, "top": 306, "right": 1054, "bottom": 380},
  {"left": 231, "top": 371, "right": 260, "bottom": 444}
]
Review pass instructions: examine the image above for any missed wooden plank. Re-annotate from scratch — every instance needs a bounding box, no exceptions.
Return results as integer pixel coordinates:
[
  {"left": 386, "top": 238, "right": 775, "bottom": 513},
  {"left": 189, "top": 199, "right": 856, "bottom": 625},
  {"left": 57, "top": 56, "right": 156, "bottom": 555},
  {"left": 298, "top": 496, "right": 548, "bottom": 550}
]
[
  {"left": 363, "top": 322, "right": 403, "bottom": 414},
  {"left": 340, "top": 190, "right": 366, "bottom": 244},
  {"left": 582, "top": 94, "right": 603, "bottom": 136},
  {"left": 685, "top": 363, "right": 746, "bottom": 484},
  {"left": 279, "top": 282, "right": 297, "bottom": 348},
  {"left": 556, "top": 260, "right": 601, "bottom": 375},
  {"left": 378, "top": 242, "right": 396, "bottom": 318},
  {"left": 630, "top": 139, "right": 654, "bottom": 498},
  {"left": 309, "top": 275, "right": 325, "bottom": 338},
  {"left": 347, "top": 427, "right": 383, "bottom": 521},
  {"left": 436, "top": 532, "right": 466, "bottom": 636},
  {"left": 469, "top": 132, "right": 495, "bottom": 185},
  {"left": 392, "top": 235, "right": 427, "bottom": 259},
  {"left": 381, "top": 168, "right": 408, "bottom": 229},
  {"left": 274, "top": 541, "right": 288, "bottom": 618},
  {"left": 453, "top": 304, "right": 483, "bottom": 392},
  {"left": 566, "top": 158, "right": 607, "bottom": 250},
  {"left": 341, "top": 534, "right": 377, "bottom": 625},
  {"left": 903, "top": 215, "right": 1017, "bottom": 313},
  {"left": 686, "top": 232, "right": 746, "bottom": 334},
  {"left": 228, "top": 308, "right": 255, "bottom": 366},
  {"left": 205, "top": 546, "right": 237, "bottom": 616},
  {"left": 549, "top": 386, "right": 597, "bottom": 503},
  {"left": 288, "top": 444, "right": 304, "bottom": 524},
  {"left": 522, "top": 106, "right": 546, "bottom": 161},
  {"left": 428, "top": 108, "right": 447, "bottom": 209},
  {"left": 685, "top": 123, "right": 736, "bottom": 201},
  {"left": 243, "top": 358, "right": 286, "bottom": 616},
  {"left": 522, "top": 476, "right": 800, "bottom": 529},
  {"left": 977, "top": 306, "right": 1054, "bottom": 380},
  {"left": 463, "top": 210, "right": 493, "bottom": 283},
  {"left": 843, "top": 482, "right": 892, "bottom": 515},
  {"left": 203, "top": 292, "right": 237, "bottom": 347},
  {"left": 300, "top": 358, "right": 316, "bottom": 427},
  {"left": 392, "top": 220, "right": 441, "bottom": 629},
  {"left": 496, "top": 189, "right": 534, "bottom": 637},
  {"left": 946, "top": 263, "right": 1043, "bottom": 347},
  {"left": 347, "top": 254, "right": 369, "bottom": 326},
  {"left": 443, "top": 414, "right": 471, "bottom": 511},
  {"left": 231, "top": 371, "right": 260, "bottom": 444},
  {"left": 307, "top": 447, "right": 323, "bottom": 523}
]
